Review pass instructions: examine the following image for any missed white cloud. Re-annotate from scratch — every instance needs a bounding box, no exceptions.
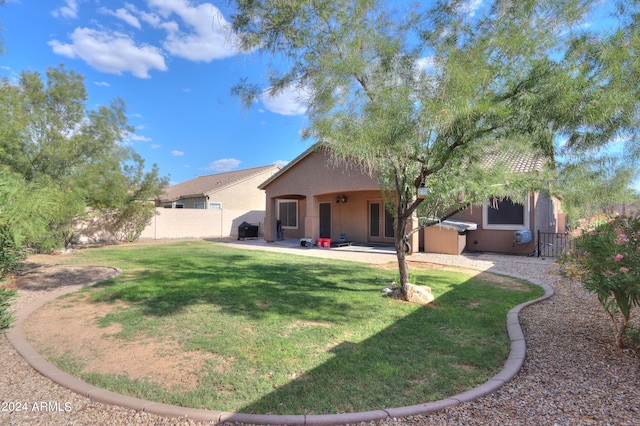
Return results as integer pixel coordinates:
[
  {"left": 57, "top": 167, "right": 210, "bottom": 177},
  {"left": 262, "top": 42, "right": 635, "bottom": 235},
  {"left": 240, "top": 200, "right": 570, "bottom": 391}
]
[
  {"left": 93, "top": 81, "right": 110, "bottom": 87},
  {"left": 151, "top": 144, "right": 161, "bottom": 149},
  {"left": 261, "top": 86, "right": 308, "bottom": 116},
  {"left": 147, "top": 0, "right": 244, "bottom": 61},
  {"left": 172, "top": 150, "right": 185, "bottom": 156},
  {"left": 203, "top": 158, "right": 241, "bottom": 172},
  {"left": 99, "top": 7, "right": 142, "bottom": 29},
  {"left": 129, "top": 134, "right": 152, "bottom": 142},
  {"left": 48, "top": 27, "right": 167, "bottom": 78},
  {"left": 458, "top": 0, "right": 484, "bottom": 17},
  {"left": 52, "top": 0, "right": 79, "bottom": 19},
  {"left": 273, "top": 160, "right": 289, "bottom": 168}
]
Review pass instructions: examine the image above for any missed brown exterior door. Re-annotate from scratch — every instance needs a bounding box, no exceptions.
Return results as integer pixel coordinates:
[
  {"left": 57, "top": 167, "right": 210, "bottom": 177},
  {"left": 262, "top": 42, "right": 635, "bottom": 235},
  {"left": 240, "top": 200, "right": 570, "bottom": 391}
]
[{"left": 319, "top": 202, "right": 331, "bottom": 239}]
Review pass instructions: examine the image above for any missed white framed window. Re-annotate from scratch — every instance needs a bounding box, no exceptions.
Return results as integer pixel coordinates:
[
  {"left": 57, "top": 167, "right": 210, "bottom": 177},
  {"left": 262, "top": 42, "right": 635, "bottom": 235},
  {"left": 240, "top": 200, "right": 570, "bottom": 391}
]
[
  {"left": 194, "top": 202, "right": 205, "bottom": 209},
  {"left": 277, "top": 200, "right": 298, "bottom": 229},
  {"left": 209, "top": 202, "right": 222, "bottom": 210},
  {"left": 483, "top": 196, "right": 529, "bottom": 230},
  {"left": 163, "top": 203, "right": 173, "bottom": 209},
  {"left": 174, "top": 203, "right": 184, "bottom": 209}
]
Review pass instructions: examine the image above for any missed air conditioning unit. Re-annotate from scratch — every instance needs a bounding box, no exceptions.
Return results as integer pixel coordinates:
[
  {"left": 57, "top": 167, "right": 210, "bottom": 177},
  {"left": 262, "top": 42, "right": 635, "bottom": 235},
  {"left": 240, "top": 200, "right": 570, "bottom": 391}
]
[{"left": 513, "top": 230, "right": 532, "bottom": 244}]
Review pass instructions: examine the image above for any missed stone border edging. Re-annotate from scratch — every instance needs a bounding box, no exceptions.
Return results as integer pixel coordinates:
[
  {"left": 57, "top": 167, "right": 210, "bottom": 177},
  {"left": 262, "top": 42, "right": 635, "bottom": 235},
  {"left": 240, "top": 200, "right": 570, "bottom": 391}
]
[{"left": 5, "top": 265, "right": 554, "bottom": 425}]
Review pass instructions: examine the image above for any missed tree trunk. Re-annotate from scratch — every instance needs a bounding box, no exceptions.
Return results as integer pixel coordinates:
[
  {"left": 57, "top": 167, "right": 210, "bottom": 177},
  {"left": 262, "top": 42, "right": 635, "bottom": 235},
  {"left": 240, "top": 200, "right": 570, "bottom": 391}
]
[
  {"left": 395, "top": 243, "right": 410, "bottom": 299},
  {"left": 394, "top": 209, "right": 410, "bottom": 300},
  {"left": 615, "top": 333, "right": 624, "bottom": 349}
]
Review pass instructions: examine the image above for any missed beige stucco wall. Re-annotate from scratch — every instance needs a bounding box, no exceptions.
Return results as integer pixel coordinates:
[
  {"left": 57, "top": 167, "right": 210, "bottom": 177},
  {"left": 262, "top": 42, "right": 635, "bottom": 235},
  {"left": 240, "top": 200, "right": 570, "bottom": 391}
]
[
  {"left": 75, "top": 208, "right": 265, "bottom": 243},
  {"left": 262, "top": 148, "right": 419, "bottom": 250},
  {"left": 73, "top": 213, "right": 119, "bottom": 244},
  {"left": 208, "top": 172, "right": 276, "bottom": 211},
  {"left": 139, "top": 208, "right": 265, "bottom": 240},
  {"left": 449, "top": 192, "right": 564, "bottom": 255}
]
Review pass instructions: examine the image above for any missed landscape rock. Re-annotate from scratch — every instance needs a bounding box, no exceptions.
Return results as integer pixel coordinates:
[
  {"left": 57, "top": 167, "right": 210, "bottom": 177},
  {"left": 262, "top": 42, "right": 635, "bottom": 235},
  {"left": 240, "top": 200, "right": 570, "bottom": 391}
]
[{"left": 385, "top": 282, "right": 434, "bottom": 305}]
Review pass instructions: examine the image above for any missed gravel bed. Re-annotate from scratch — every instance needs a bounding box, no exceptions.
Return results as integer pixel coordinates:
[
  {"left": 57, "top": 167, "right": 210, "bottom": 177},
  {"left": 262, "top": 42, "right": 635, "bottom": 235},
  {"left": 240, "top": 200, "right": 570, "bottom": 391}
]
[{"left": 1, "top": 250, "right": 639, "bottom": 425}]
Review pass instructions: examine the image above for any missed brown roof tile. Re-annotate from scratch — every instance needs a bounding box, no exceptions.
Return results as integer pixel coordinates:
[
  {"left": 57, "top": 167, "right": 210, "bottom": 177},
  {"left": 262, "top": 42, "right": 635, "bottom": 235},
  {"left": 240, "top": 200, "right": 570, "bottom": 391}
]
[
  {"left": 481, "top": 148, "right": 547, "bottom": 173},
  {"left": 161, "top": 165, "right": 280, "bottom": 202}
]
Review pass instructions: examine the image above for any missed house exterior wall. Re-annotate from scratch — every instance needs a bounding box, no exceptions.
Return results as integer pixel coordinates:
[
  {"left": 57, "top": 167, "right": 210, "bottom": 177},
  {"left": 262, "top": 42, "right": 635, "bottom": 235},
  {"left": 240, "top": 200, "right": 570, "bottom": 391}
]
[
  {"left": 447, "top": 192, "right": 564, "bottom": 255},
  {"left": 162, "top": 197, "right": 206, "bottom": 209},
  {"left": 262, "top": 148, "right": 419, "bottom": 248},
  {"left": 450, "top": 201, "right": 534, "bottom": 254},
  {"left": 262, "top": 146, "right": 563, "bottom": 256},
  {"left": 209, "top": 172, "right": 276, "bottom": 211},
  {"left": 159, "top": 167, "right": 278, "bottom": 211}
]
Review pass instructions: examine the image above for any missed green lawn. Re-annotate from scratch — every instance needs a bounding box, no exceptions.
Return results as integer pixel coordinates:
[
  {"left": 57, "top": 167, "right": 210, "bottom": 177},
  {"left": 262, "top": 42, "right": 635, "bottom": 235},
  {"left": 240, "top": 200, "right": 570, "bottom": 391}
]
[{"left": 38, "top": 241, "right": 543, "bottom": 415}]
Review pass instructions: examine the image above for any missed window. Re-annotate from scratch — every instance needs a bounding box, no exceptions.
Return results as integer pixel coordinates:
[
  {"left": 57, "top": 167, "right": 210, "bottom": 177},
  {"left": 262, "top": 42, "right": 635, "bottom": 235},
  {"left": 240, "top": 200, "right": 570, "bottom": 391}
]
[
  {"left": 483, "top": 197, "right": 529, "bottom": 230},
  {"left": 278, "top": 200, "right": 298, "bottom": 228},
  {"left": 174, "top": 203, "right": 184, "bottom": 209},
  {"left": 163, "top": 204, "right": 172, "bottom": 209},
  {"left": 209, "top": 202, "right": 222, "bottom": 210},
  {"left": 164, "top": 202, "right": 184, "bottom": 209},
  {"left": 194, "top": 202, "right": 205, "bottom": 209}
]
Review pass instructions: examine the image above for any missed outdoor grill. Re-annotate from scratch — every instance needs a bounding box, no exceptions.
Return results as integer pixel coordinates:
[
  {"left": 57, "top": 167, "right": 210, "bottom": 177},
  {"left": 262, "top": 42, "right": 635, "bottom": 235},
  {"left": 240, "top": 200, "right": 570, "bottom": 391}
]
[{"left": 238, "top": 222, "right": 259, "bottom": 240}]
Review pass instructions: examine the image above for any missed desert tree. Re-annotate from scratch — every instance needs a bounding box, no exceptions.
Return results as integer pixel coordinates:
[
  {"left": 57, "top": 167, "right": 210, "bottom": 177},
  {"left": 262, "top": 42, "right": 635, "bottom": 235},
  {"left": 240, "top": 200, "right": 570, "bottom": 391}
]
[
  {"left": 0, "top": 64, "right": 167, "bottom": 252},
  {"left": 229, "top": 0, "right": 640, "bottom": 298}
]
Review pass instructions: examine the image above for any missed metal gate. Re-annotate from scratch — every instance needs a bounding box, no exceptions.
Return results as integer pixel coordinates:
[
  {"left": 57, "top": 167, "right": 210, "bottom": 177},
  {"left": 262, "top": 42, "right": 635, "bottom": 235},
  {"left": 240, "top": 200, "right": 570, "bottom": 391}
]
[{"left": 537, "top": 230, "right": 572, "bottom": 258}]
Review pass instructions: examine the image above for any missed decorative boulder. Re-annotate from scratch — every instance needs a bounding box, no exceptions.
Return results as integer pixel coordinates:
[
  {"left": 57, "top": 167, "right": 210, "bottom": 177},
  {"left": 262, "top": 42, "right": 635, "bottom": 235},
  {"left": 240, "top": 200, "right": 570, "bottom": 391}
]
[
  {"left": 384, "top": 282, "right": 434, "bottom": 305},
  {"left": 405, "top": 283, "right": 434, "bottom": 305}
]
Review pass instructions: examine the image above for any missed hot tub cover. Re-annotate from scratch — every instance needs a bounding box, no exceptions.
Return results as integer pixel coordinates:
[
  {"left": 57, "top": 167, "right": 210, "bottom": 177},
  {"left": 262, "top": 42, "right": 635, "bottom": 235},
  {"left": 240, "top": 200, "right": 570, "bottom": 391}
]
[{"left": 434, "top": 219, "right": 477, "bottom": 232}]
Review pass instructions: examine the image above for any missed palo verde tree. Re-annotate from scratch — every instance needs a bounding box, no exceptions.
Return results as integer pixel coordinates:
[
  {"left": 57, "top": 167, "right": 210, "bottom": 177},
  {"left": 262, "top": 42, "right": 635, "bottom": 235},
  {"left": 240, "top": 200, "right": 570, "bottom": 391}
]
[
  {"left": 0, "top": 64, "right": 167, "bottom": 257},
  {"left": 230, "top": 0, "right": 640, "bottom": 299},
  {"left": 558, "top": 155, "right": 638, "bottom": 227}
]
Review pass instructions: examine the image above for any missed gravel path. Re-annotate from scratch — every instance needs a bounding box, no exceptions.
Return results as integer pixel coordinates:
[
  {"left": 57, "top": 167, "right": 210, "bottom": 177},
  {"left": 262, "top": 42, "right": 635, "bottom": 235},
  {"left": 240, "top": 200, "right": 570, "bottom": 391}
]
[{"left": 1, "top": 246, "right": 639, "bottom": 425}]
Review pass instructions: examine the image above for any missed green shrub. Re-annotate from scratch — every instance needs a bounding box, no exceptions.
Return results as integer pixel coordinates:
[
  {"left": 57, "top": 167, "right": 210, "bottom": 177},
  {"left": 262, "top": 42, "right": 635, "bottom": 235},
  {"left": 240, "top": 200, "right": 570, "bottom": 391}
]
[
  {"left": 0, "top": 281, "right": 18, "bottom": 331},
  {"left": 559, "top": 214, "right": 640, "bottom": 348},
  {"left": 0, "top": 227, "right": 27, "bottom": 277}
]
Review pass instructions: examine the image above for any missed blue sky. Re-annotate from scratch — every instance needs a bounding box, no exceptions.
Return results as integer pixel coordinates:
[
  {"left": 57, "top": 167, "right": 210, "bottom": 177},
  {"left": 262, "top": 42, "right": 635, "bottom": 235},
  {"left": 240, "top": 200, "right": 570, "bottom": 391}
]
[
  {"left": 1, "top": 0, "right": 310, "bottom": 185},
  {"left": 1, "top": 0, "right": 633, "bottom": 190}
]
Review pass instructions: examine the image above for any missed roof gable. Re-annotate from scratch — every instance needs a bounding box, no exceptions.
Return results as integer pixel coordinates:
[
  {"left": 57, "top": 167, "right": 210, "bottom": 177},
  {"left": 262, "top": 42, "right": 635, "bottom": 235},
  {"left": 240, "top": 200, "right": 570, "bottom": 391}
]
[
  {"left": 260, "top": 143, "right": 549, "bottom": 190},
  {"left": 162, "top": 165, "right": 280, "bottom": 201},
  {"left": 258, "top": 145, "right": 320, "bottom": 189}
]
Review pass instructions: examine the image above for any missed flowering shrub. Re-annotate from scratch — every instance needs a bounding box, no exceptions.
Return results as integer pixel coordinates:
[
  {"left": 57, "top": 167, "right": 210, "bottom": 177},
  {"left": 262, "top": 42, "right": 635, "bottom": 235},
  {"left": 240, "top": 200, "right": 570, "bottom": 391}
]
[
  {"left": 0, "top": 281, "right": 18, "bottom": 331},
  {"left": 559, "top": 214, "right": 640, "bottom": 349}
]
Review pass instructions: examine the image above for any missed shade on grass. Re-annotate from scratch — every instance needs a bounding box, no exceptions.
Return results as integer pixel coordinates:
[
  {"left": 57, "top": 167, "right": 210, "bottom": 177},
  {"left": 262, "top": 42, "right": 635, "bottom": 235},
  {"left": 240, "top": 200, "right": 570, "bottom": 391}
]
[{"left": 46, "top": 241, "right": 542, "bottom": 414}]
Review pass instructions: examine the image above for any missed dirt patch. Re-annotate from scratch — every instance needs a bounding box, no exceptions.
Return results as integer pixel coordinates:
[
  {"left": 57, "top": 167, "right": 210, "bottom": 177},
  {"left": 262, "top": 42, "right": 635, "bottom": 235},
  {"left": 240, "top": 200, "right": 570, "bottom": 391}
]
[
  {"left": 16, "top": 265, "right": 216, "bottom": 392},
  {"left": 14, "top": 264, "right": 119, "bottom": 290}
]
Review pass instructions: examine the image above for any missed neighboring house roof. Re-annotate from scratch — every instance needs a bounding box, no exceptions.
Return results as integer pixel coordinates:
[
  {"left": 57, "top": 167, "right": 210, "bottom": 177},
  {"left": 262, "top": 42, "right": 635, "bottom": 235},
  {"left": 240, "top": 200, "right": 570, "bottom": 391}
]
[{"left": 161, "top": 164, "right": 280, "bottom": 202}]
